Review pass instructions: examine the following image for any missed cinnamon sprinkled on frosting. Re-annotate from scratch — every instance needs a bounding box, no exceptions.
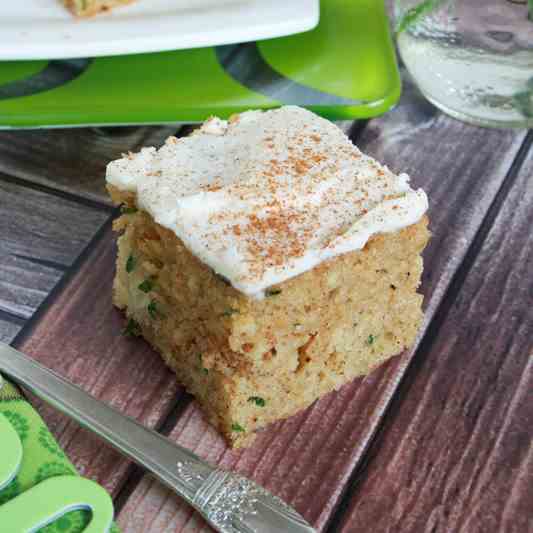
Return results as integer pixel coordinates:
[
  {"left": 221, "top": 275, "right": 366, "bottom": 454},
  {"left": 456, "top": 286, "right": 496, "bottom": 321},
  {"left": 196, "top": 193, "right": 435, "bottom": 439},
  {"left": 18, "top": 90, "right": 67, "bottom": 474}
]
[{"left": 106, "top": 106, "right": 428, "bottom": 298}]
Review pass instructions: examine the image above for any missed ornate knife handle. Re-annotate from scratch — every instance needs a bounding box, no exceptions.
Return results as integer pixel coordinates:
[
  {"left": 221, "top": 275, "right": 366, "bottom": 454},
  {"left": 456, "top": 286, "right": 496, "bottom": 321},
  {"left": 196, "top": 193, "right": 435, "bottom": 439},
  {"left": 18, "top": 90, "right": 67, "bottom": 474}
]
[{"left": 0, "top": 343, "right": 315, "bottom": 533}]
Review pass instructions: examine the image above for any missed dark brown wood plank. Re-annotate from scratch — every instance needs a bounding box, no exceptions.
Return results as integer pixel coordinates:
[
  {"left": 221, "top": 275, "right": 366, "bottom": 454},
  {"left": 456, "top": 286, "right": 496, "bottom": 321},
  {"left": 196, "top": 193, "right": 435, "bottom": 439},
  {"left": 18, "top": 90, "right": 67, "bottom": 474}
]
[
  {"left": 0, "top": 126, "right": 179, "bottom": 203},
  {"left": 0, "top": 177, "right": 109, "bottom": 318},
  {"left": 116, "top": 89, "right": 528, "bottom": 529},
  {"left": 338, "top": 135, "right": 533, "bottom": 533}
]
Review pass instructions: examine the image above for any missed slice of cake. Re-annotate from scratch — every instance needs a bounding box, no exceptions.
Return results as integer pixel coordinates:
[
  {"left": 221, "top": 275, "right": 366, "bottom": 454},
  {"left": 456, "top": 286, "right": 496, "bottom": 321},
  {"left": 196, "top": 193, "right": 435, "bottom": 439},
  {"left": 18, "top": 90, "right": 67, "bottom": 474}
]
[
  {"left": 106, "top": 106, "right": 430, "bottom": 447},
  {"left": 62, "top": 0, "right": 135, "bottom": 17}
]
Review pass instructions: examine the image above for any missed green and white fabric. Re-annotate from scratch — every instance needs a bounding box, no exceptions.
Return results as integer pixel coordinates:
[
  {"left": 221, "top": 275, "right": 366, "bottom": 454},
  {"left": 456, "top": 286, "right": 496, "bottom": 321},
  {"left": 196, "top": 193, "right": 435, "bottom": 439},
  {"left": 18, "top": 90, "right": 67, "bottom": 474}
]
[{"left": 0, "top": 378, "right": 120, "bottom": 533}]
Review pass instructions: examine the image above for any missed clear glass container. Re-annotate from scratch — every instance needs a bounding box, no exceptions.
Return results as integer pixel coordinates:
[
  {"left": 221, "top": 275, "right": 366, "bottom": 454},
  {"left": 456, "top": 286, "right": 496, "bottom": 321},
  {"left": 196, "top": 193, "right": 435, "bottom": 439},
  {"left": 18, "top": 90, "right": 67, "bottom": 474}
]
[{"left": 394, "top": 0, "right": 533, "bottom": 128}]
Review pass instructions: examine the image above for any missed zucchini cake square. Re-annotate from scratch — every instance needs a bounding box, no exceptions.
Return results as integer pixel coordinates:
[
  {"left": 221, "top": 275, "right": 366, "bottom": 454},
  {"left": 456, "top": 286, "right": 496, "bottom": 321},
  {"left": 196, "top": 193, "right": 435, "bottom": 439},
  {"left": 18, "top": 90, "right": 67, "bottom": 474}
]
[
  {"left": 106, "top": 106, "right": 430, "bottom": 447},
  {"left": 63, "top": 0, "right": 135, "bottom": 17}
]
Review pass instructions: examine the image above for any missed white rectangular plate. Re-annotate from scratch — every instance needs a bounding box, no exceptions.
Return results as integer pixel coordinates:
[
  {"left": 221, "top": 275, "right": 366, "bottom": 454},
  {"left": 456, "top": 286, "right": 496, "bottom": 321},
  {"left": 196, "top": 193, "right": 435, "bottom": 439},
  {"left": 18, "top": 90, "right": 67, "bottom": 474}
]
[{"left": 0, "top": 0, "right": 319, "bottom": 60}]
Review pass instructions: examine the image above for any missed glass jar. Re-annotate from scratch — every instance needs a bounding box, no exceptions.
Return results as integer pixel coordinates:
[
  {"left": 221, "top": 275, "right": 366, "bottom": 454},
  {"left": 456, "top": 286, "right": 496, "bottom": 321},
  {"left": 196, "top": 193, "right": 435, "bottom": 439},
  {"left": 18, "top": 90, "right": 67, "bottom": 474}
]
[{"left": 394, "top": 0, "right": 533, "bottom": 128}]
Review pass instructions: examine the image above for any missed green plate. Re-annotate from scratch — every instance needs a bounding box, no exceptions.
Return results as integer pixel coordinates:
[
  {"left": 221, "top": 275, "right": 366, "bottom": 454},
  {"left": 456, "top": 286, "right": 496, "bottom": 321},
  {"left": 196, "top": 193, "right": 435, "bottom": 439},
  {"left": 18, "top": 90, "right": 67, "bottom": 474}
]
[{"left": 0, "top": 0, "right": 399, "bottom": 129}]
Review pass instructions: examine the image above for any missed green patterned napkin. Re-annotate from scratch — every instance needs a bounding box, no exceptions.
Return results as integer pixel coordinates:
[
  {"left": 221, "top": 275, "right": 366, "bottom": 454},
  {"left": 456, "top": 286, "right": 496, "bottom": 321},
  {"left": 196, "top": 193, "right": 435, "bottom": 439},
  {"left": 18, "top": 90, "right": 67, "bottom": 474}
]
[{"left": 0, "top": 378, "right": 120, "bottom": 533}]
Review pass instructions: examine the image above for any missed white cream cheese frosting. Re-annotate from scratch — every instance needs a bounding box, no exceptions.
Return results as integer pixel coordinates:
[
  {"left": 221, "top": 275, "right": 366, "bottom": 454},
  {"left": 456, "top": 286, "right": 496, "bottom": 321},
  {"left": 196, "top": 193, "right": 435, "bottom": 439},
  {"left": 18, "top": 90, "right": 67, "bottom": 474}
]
[{"left": 107, "top": 106, "right": 428, "bottom": 298}]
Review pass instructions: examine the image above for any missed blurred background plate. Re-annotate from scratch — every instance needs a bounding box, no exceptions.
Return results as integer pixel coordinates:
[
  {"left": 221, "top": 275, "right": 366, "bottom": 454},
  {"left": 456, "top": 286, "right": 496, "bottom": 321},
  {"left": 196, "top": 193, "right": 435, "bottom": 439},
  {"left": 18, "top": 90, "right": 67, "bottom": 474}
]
[
  {"left": 0, "top": 0, "right": 319, "bottom": 60},
  {"left": 0, "top": 0, "right": 400, "bottom": 128}
]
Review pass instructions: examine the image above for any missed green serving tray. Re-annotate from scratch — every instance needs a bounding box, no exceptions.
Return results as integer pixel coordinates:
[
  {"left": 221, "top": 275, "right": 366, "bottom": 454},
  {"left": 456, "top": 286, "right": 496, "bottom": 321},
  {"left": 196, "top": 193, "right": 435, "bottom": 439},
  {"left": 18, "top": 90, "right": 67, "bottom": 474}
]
[{"left": 0, "top": 0, "right": 400, "bottom": 128}]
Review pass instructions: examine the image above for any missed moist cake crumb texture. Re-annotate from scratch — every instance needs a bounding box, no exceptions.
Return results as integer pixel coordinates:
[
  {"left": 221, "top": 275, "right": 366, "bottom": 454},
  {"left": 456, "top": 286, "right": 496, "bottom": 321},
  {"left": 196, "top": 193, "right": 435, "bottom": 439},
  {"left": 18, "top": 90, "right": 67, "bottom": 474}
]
[{"left": 106, "top": 106, "right": 430, "bottom": 448}]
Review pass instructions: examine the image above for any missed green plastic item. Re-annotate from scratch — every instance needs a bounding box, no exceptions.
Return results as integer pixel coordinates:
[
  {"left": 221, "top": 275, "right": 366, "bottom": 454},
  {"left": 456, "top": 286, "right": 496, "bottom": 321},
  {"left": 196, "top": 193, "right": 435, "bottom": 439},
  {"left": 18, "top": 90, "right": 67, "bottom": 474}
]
[
  {"left": 0, "top": 414, "right": 22, "bottom": 491},
  {"left": 0, "top": 407, "right": 114, "bottom": 533},
  {"left": 0, "top": 378, "right": 120, "bottom": 533},
  {"left": 0, "top": 0, "right": 400, "bottom": 128},
  {"left": 0, "top": 476, "right": 114, "bottom": 533}
]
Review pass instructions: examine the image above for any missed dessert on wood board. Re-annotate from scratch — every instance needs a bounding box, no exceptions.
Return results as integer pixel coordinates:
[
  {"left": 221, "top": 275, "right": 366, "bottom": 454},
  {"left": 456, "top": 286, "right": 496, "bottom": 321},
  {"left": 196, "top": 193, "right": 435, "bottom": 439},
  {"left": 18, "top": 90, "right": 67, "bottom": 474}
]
[{"left": 106, "top": 106, "right": 430, "bottom": 447}]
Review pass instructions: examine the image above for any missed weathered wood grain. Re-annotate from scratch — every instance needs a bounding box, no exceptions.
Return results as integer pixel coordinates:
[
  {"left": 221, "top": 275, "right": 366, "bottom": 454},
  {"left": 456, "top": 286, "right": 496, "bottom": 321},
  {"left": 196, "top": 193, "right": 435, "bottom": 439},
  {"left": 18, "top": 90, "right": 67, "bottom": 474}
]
[
  {"left": 338, "top": 136, "right": 533, "bottom": 533},
  {"left": 0, "top": 315, "right": 23, "bottom": 344},
  {"left": 117, "top": 89, "right": 528, "bottom": 530},
  {"left": 0, "top": 177, "right": 109, "bottom": 319},
  {"left": 13, "top": 223, "right": 184, "bottom": 493},
  {"left": 0, "top": 126, "right": 179, "bottom": 202}
]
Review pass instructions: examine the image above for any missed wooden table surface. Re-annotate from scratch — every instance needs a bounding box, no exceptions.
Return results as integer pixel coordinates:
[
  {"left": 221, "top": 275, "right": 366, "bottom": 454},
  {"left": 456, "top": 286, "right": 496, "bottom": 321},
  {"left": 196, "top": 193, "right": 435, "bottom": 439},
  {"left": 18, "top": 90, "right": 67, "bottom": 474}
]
[{"left": 1, "top": 69, "right": 532, "bottom": 533}]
